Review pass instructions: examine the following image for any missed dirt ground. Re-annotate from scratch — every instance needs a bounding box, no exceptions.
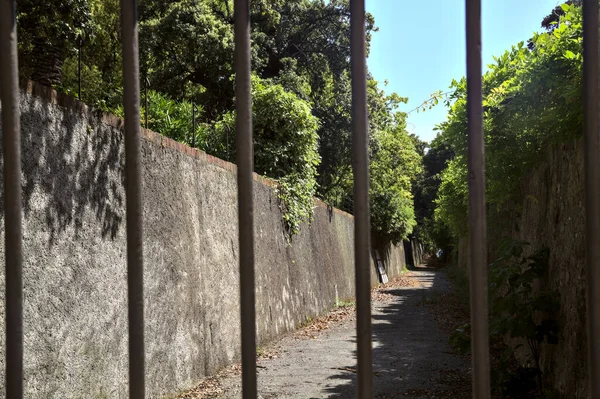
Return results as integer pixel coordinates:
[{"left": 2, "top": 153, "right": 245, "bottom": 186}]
[{"left": 177, "top": 268, "right": 472, "bottom": 399}]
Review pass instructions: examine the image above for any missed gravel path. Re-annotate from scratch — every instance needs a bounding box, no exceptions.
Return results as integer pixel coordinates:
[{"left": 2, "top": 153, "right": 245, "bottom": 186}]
[{"left": 202, "top": 268, "right": 471, "bottom": 399}]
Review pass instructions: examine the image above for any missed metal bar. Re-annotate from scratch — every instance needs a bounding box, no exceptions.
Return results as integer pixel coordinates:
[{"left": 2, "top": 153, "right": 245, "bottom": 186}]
[
  {"left": 192, "top": 104, "right": 196, "bottom": 148},
  {"left": 78, "top": 35, "right": 82, "bottom": 100},
  {"left": 234, "top": 0, "right": 257, "bottom": 398},
  {"left": 144, "top": 76, "right": 149, "bottom": 130},
  {"left": 350, "top": 0, "right": 372, "bottom": 397},
  {"left": 119, "top": 0, "right": 145, "bottom": 397},
  {"left": 583, "top": 1, "right": 600, "bottom": 397},
  {"left": 0, "top": 0, "right": 23, "bottom": 397},
  {"left": 466, "top": 0, "right": 490, "bottom": 397}
]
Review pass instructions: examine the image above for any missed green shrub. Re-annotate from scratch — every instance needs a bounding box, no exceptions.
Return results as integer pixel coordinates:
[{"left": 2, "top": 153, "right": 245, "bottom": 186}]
[
  {"left": 211, "top": 76, "right": 320, "bottom": 237},
  {"left": 114, "top": 90, "right": 208, "bottom": 147}
]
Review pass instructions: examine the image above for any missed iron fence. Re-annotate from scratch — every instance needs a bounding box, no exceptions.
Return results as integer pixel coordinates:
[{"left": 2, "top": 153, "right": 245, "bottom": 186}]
[{"left": 1, "top": 0, "right": 599, "bottom": 398}]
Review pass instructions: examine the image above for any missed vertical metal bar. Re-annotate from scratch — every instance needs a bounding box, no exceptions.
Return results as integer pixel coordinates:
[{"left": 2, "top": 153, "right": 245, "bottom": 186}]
[
  {"left": 144, "top": 76, "right": 149, "bottom": 130},
  {"left": 234, "top": 0, "right": 257, "bottom": 398},
  {"left": 350, "top": 0, "right": 372, "bottom": 397},
  {"left": 78, "top": 35, "right": 82, "bottom": 100},
  {"left": 192, "top": 104, "right": 196, "bottom": 148},
  {"left": 0, "top": 0, "right": 23, "bottom": 397},
  {"left": 583, "top": 1, "right": 600, "bottom": 397},
  {"left": 120, "top": 0, "right": 145, "bottom": 397},
  {"left": 466, "top": 0, "right": 490, "bottom": 397}
]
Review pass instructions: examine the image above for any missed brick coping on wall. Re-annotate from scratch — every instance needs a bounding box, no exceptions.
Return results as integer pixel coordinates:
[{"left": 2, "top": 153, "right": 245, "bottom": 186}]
[{"left": 19, "top": 79, "right": 353, "bottom": 220}]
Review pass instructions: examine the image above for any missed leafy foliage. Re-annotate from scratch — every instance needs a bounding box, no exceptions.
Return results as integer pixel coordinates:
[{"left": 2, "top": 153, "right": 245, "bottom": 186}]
[
  {"left": 18, "top": 0, "right": 420, "bottom": 241},
  {"left": 451, "top": 240, "right": 559, "bottom": 397},
  {"left": 487, "top": 241, "right": 559, "bottom": 396},
  {"left": 114, "top": 90, "right": 207, "bottom": 147},
  {"left": 411, "top": 134, "right": 454, "bottom": 255},
  {"left": 56, "top": 0, "right": 123, "bottom": 109},
  {"left": 324, "top": 80, "right": 422, "bottom": 243},
  {"left": 17, "top": 0, "right": 92, "bottom": 86},
  {"left": 211, "top": 77, "right": 320, "bottom": 236},
  {"left": 367, "top": 82, "right": 422, "bottom": 243},
  {"left": 541, "top": 0, "right": 582, "bottom": 31},
  {"left": 139, "top": 0, "right": 235, "bottom": 119},
  {"left": 370, "top": 121, "right": 422, "bottom": 244},
  {"left": 435, "top": 3, "right": 583, "bottom": 239},
  {"left": 408, "top": 90, "right": 452, "bottom": 115}
]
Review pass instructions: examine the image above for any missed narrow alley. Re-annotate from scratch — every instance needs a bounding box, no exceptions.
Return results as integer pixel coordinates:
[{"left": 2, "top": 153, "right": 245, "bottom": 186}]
[{"left": 182, "top": 268, "right": 471, "bottom": 399}]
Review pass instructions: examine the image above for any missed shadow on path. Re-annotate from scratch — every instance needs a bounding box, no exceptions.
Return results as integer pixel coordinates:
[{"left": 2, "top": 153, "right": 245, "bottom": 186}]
[
  {"left": 211, "top": 267, "right": 472, "bottom": 398},
  {"left": 318, "top": 267, "right": 471, "bottom": 398},
  {"left": 214, "top": 267, "right": 470, "bottom": 398}
]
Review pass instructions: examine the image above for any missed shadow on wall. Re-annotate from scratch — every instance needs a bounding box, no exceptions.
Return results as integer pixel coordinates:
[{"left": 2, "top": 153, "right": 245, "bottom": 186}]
[
  {"left": 403, "top": 239, "right": 424, "bottom": 271},
  {"left": 372, "top": 233, "right": 392, "bottom": 275},
  {"left": 371, "top": 232, "right": 406, "bottom": 280},
  {"left": 403, "top": 240, "right": 415, "bottom": 270},
  {"left": 0, "top": 88, "right": 125, "bottom": 246}
]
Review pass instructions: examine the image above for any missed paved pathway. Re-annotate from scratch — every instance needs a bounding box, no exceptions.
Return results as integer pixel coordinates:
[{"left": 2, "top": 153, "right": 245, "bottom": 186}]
[{"left": 214, "top": 268, "right": 471, "bottom": 398}]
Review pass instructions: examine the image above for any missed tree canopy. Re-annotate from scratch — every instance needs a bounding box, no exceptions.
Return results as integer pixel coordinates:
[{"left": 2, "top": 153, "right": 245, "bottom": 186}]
[
  {"left": 16, "top": 0, "right": 421, "bottom": 241},
  {"left": 432, "top": 2, "right": 583, "bottom": 245}
]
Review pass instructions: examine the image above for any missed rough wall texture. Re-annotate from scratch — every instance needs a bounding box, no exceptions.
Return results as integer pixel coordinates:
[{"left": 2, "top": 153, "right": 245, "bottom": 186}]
[
  {"left": 456, "top": 139, "right": 587, "bottom": 397},
  {"left": 515, "top": 139, "right": 586, "bottom": 398},
  {"left": 411, "top": 240, "right": 424, "bottom": 266},
  {"left": 402, "top": 239, "right": 424, "bottom": 267},
  {"left": 0, "top": 82, "right": 406, "bottom": 398}
]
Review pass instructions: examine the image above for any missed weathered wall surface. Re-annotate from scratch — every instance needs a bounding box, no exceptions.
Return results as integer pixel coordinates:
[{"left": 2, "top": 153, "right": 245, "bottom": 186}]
[
  {"left": 515, "top": 139, "right": 586, "bottom": 398},
  {"left": 456, "top": 139, "right": 587, "bottom": 397},
  {"left": 412, "top": 240, "right": 424, "bottom": 266},
  {"left": 402, "top": 239, "right": 424, "bottom": 267},
  {"left": 0, "top": 82, "right": 406, "bottom": 398}
]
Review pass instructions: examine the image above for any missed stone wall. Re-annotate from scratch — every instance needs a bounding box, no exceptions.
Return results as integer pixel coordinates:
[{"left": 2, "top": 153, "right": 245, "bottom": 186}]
[
  {"left": 403, "top": 239, "right": 425, "bottom": 267},
  {"left": 456, "top": 139, "right": 587, "bottom": 397},
  {"left": 0, "top": 81, "right": 406, "bottom": 398},
  {"left": 515, "top": 139, "right": 586, "bottom": 397}
]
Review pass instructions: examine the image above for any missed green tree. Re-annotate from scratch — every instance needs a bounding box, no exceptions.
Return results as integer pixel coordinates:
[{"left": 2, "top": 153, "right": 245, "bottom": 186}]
[
  {"left": 411, "top": 134, "right": 454, "bottom": 255},
  {"left": 59, "top": 0, "right": 123, "bottom": 108},
  {"left": 139, "top": 0, "right": 235, "bottom": 119},
  {"left": 434, "top": 3, "right": 583, "bottom": 241},
  {"left": 370, "top": 118, "right": 422, "bottom": 244},
  {"left": 17, "top": 0, "right": 92, "bottom": 86},
  {"left": 541, "top": 0, "right": 581, "bottom": 31},
  {"left": 249, "top": 0, "right": 377, "bottom": 199}
]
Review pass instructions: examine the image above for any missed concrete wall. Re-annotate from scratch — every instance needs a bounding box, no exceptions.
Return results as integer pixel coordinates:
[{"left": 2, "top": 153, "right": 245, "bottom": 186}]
[
  {"left": 0, "top": 82, "right": 406, "bottom": 398},
  {"left": 515, "top": 139, "right": 586, "bottom": 397},
  {"left": 456, "top": 139, "right": 587, "bottom": 397},
  {"left": 402, "top": 239, "right": 424, "bottom": 267}
]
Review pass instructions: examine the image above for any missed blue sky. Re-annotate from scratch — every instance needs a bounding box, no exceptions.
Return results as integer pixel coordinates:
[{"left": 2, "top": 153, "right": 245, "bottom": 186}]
[{"left": 365, "top": 0, "right": 562, "bottom": 143}]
